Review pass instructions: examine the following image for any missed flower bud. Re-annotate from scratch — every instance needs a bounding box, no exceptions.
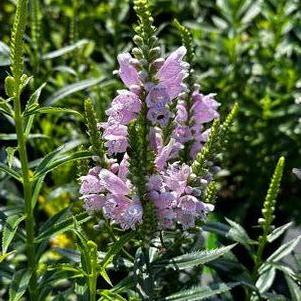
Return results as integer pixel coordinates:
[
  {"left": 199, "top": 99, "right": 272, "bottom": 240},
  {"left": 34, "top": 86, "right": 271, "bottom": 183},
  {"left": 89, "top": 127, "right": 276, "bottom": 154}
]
[{"left": 5, "top": 76, "right": 15, "bottom": 97}]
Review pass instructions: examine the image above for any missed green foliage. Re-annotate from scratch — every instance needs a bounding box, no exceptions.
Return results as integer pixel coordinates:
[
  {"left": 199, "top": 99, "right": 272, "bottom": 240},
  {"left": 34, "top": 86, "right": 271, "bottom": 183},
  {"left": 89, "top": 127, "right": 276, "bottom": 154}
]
[{"left": 0, "top": 0, "right": 300, "bottom": 300}]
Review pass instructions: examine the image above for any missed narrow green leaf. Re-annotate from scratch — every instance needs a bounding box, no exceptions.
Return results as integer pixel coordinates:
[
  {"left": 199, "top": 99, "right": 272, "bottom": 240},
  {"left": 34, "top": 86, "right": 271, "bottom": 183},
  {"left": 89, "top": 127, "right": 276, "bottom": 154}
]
[
  {"left": 36, "top": 212, "right": 91, "bottom": 242},
  {"left": 45, "top": 77, "right": 105, "bottom": 105},
  {"left": 99, "top": 290, "right": 127, "bottom": 301},
  {"left": 24, "top": 83, "right": 46, "bottom": 136},
  {"left": 163, "top": 282, "right": 238, "bottom": 301},
  {"left": 225, "top": 217, "right": 254, "bottom": 247},
  {"left": 267, "top": 235, "right": 301, "bottom": 262},
  {"left": 2, "top": 215, "right": 25, "bottom": 254},
  {"left": 267, "top": 222, "right": 293, "bottom": 243},
  {"left": 0, "top": 133, "right": 49, "bottom": 140},
  {"left": 0, "top": 162, "right": 22, "bottom": 182},
  {"left": 9, "top": 269, "right": 32, "bottom": 301},
  {"left": 33, "top": 150, "right": 92, "bottom": 179},
  {"left": 256, "top": 267, "right": 276, "bottom": 293},
  {"left": 153, "top": 244, "right": 236, "bottom": 270},
  {"left": 42, "top": 39, "right": 90, "bottom": 60},
  {"left": 285, "top": 275, "right": 301, "bottom": 301},
  {"left": 23, "top": 106, "right": 83, "bottom": 118}
]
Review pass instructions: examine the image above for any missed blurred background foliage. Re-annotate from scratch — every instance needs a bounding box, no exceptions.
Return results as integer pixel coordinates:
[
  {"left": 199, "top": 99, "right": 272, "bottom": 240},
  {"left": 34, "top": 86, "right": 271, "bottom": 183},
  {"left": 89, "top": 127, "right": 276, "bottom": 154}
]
[{"left": 1, "top": 0, "right": 301, "bottom": 239}]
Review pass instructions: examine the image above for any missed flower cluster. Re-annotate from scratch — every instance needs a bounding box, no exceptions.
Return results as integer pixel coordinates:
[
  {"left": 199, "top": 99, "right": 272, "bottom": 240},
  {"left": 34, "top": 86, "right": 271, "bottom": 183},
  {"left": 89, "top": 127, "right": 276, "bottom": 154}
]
[
  {"left": 80, "top": 156, "right": 143, "bottom": 229},
  {"left": 80, "top": 31, "right": 219, "bottom": 230},
  {"left": 147, "top": 163, "right": 214, "bottom": 229}
]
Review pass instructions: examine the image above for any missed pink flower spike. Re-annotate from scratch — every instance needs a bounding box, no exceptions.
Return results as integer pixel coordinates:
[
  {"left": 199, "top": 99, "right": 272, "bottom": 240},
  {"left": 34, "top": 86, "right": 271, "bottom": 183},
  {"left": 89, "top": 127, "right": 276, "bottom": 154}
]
[
  {"left": 117, "top": 53, "right": 140, "bottom": 88},
  {"left": 99, "top": 169, "right": 130, "bottom": 195}
]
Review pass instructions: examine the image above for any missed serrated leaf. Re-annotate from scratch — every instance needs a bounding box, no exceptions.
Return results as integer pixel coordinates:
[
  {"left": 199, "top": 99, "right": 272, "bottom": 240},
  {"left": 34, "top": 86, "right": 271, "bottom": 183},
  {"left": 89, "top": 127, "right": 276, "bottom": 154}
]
[
  {"left": 256, "top": 267, "right": 276, "bottom": 293},
  {"left": 45, "top": 77, "right": 105, "bottom": 105},
  {"left": 225, "top": 218, "right": 254, "bottom": 247},
  {"left": 153, "top": 244, "right": 236, "bottom": 270},
  {"left": 2, "top": 215, "right": 25, "bottom": 254},
  {"left": 36, "top": 212, "right": 91, "bottom": 242},
  {"left": 9, "top": 269, "right": 32, "bottom": 301},
  {"left": 163, "top": 282, "right": 238, "bottom": 301},
  {"left": 267, "top": 235, "right": 301, "bottom": 262},
  {"left": 267, "top": 222, "right": 293, "bottom": 243}
]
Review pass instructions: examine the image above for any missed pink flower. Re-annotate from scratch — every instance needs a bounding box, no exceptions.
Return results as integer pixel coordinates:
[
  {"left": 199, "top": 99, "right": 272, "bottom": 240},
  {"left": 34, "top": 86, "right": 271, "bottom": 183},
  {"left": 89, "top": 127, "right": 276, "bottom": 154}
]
[
  {"left": 147, "top": 107, "right": 171, "bottom": 126},
  {"left": 83, "top": 194, "right": 106, "bottom": 212},
  {"left": 191, "top": 92, "right": 220, "bottom": 124},
  {"left": 103, "top": 195, "right": 143, "bottom": 229},
  {"left": 106, "top": 90, "right": 142, "bottom": 125},
  {"left": 145, "top": 84, "right": 170, "bottom": 108},
  {"left": 155, "top": 138, "right": 178, "bottom": 171},
  {"left": 102, "top": 123, "right": 128, "bottom": 155},
  {"left": 99, "top": 169, "right": 130, "bottom": 195},
  {"left": 79, "top": 174, "right": 103, "bottom": 195},
  {"left": 156, "top": 46, "right": 189, "bottom": 99},
  {"left": 117, "top": 53, "right": 140, "bottom": 89}
]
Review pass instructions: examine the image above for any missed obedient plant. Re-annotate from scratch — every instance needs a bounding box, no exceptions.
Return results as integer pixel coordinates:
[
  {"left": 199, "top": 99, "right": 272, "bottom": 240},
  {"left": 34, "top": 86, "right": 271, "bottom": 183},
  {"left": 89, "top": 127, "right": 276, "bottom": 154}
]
[
  {"left": 79, "top": 1, "right": 221, "bottom": 233},
  {"left": 1, "top": 0, "right": 300, "bottom": 301}
]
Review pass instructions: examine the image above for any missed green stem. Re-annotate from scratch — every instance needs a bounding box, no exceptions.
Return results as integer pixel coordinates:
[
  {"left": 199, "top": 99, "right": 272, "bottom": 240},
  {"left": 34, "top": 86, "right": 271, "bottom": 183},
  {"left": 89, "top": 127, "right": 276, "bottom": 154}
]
[
  {"left": 87, "top": 241, "right": 98, "bottom": 301},
  {"left": 13, "top": 87, "right": 37, "bottom": 299}
]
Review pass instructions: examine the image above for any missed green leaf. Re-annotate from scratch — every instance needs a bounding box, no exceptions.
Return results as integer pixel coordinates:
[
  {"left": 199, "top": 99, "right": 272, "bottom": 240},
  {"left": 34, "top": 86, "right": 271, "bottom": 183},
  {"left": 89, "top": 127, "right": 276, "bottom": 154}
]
[
  {"left": 0, "top": 133, "right": 49, "bottom": 140},
  {"left": 2, "top": 215, "right": 25, "bottom": 254},
  {"left": 42, "top": 39, "right": 90, "bottom": 60},
  {"left": 45, "top": 77, "right": 106, "bottom": 105},
  {"left": 0, "top": 97, "right": 13, "bottom": 116},
  {"left": 54, "top": 248, "right": 81, "bottom": 263},
  {"left": 9, "top": 269, "right": 32, "bottom": 301},
  {"left": 99, "top": 290, "right": 127, "bottom": 301},
  {"left": 267, "top": 222, "right": 293, "bottom": 243},
  {"left": 285, "top": 275, "right": 301, "bottom": 301},
  {"left": 36, "top": 212, "right": 91, "bottom": 243},
  {"left": 256, "top": 267, "right": 276, "bottom": 293},
  {"left": 163, "top": 282, "right": 238, "bottom": 301},
  {"left": 23, "top": 106, "right": 83, "bottom": 118},
  {"left": 153, "top": 244, "right": 236, "bottom": 270},
  {"left": 267, "top": 235, "right": 301, "bottom": 262},
  {"left": 23, "top": 83, "right": 47, "bottom": 137},
  {"left": 33, "top": 149, "right": 92, "bottom": 180},
  {"left": 0, "top": 162, "right": 22, "bottom": 182},
  {"left": 100, "top": 232, "right": 135, "bottom": 270},
  {"left": 225, "top": 218, "right": 255, "bottom": 247}
]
